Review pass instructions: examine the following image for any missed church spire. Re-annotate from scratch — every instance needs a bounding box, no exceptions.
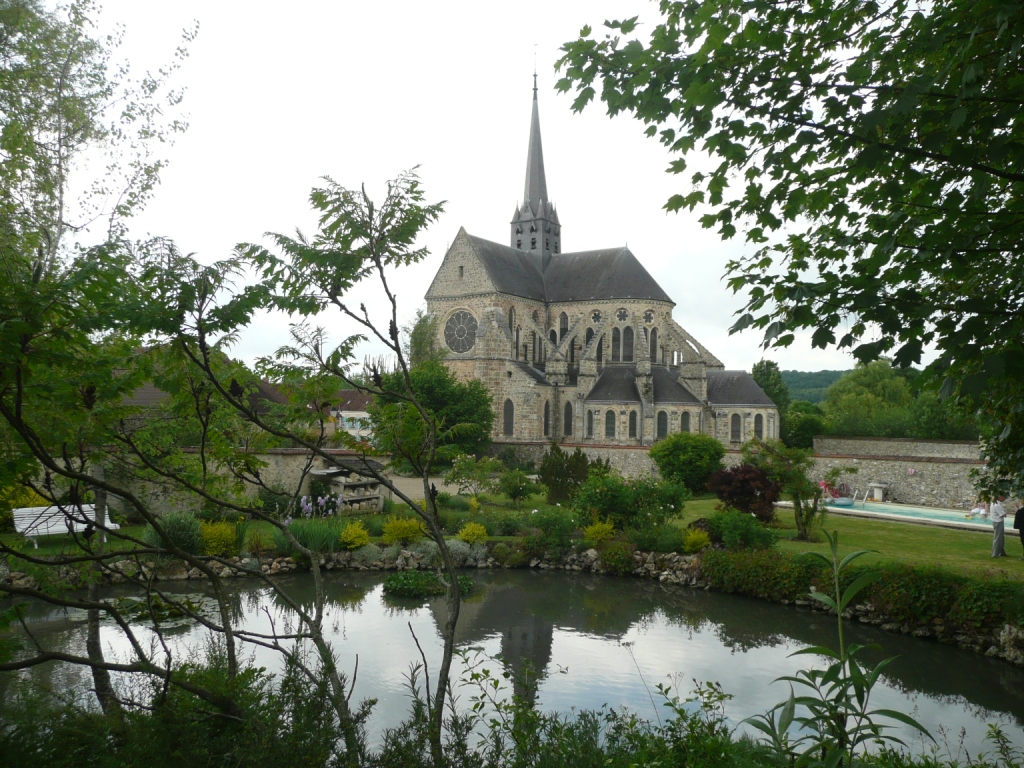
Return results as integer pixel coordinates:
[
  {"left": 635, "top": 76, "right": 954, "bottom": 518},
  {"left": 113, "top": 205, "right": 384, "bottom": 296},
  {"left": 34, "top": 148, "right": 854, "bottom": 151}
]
[
  {"left": 511, "top": 75, "right": 561, "bottom": 267},
  {"left": 523, "top": 73, "right": 548, "bottom": 208}
]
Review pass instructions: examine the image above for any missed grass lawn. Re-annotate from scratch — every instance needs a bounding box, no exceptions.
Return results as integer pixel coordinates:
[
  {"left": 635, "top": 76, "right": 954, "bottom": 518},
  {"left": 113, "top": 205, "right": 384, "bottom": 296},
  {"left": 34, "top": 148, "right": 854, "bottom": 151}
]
[{"left": 682, "top": 496, "right": 1024, "bottom": 582}]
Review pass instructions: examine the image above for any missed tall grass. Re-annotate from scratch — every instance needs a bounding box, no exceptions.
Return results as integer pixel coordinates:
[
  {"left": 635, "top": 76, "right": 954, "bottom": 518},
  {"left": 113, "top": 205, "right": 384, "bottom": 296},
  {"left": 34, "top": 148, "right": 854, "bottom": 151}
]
[{"left": 271, "top": 518, "right": 343, "bottom": 555}]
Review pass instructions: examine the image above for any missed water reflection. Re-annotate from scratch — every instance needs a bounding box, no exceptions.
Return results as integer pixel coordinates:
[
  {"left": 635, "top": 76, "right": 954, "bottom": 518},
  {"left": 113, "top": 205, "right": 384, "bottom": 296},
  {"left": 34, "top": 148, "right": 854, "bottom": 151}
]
[{"left": 6, "top": 569, "right": 1024, "bottom": 753}]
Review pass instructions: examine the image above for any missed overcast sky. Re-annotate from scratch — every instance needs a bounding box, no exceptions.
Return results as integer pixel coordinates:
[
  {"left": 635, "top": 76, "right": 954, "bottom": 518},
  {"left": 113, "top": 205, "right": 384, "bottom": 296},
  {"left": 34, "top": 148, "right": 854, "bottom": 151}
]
[{"left": 89, "top": 0, "right": 861, "bottom": 373}]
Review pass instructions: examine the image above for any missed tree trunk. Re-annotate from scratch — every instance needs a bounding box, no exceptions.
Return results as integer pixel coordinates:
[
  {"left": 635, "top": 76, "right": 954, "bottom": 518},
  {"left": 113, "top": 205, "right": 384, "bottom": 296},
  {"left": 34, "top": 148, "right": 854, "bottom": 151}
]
[{"left": 87, "top": 466, "right": 121, "bottom": 716}]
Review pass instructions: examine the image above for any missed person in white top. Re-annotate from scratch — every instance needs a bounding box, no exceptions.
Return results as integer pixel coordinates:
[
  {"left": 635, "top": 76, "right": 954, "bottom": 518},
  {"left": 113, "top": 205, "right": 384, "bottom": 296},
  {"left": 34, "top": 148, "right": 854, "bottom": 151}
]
[{"left": 988, "top": 496, "right": 1008, "bottom": 558}]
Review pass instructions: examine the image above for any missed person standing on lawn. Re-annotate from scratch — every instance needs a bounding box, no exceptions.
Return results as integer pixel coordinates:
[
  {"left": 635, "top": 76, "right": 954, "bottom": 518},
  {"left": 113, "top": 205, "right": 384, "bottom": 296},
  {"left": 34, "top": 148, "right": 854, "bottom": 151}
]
[
  {"left": 1014, "top": 501, "right": 1024, "bottom": 559},
  {"left": 988, "top": 496, "right": 1008, "bottom": 558}
]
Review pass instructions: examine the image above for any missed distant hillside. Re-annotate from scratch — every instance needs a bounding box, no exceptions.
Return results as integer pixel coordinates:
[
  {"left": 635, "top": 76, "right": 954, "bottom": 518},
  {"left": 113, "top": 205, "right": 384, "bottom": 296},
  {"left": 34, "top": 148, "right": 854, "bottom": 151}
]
[{"left": 780, "top": 370, "right": 851, "bottom": 404}]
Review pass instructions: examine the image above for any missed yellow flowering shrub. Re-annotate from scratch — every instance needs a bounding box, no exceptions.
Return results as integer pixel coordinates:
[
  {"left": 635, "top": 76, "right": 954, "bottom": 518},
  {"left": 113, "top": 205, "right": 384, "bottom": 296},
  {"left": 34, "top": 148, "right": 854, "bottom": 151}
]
[
  {"left": 583, "top": 520, "right": 615, "bottom": 543},
  {"left": 200, "top": 522, "right": 237, "bottom": 557},
  {"left": 683, "top": 529, "right": 711, "bottom": 554},
  {"left": 382, "top": 516, "right": 425, "bottom": 545}
]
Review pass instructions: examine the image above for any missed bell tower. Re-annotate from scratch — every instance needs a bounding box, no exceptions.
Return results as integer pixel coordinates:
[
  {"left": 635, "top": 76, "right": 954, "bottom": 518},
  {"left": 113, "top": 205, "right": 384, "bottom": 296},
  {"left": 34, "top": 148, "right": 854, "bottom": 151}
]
[{"left": 510, "top": 75, "right": 561, "bottom": 269}]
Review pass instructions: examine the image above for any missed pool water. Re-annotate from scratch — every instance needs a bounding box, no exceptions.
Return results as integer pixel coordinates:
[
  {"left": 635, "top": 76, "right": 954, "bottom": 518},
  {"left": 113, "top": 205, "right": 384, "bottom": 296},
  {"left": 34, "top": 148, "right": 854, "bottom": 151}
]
[{"left": 825, "top": 499, "right": 989, "bottom": 528}]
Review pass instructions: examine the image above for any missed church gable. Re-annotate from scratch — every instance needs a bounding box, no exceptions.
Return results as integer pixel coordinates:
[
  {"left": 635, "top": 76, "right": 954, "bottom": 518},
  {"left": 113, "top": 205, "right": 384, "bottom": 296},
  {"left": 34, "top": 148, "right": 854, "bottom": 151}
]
[{"left": 425, "top": 228, "right": 497, "bottom": 300}]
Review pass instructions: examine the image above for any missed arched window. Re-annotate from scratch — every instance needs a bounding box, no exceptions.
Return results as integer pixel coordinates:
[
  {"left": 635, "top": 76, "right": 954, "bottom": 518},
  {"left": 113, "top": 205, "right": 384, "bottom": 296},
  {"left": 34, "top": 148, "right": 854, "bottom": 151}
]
[
  {"left": 650, "top": 329, "right": 658, "bottom": 363},
  {"left": 503, "top": 399, "right": 514, "bottom": 436},
  {"left": 623, "top": 327, "right": 634, "bottom": 362},
  {"left": 531, "top": 331, "right": 537, "bottom": 362},
  {"left": 731, "top": 413, "right": 742, "bottom": 442},
  {"left": 515, "top": 327, "right": 520, "bottom": 359},
  {"left": 587, "top": 410, "right": 594, "bottom": 438},
  {"left": 628, "top": 411, "right": 637, "bottom": 438},
  {"left": 508, "top": 307, "right": 515, "bottom": 332},
  {"left": 681, "top": 411, "right": 691, "bottom": 433},
  {"left": 543, "top": 401, "right": 550, "bottom": 437},
  {"left": 569, "top": 337, "right": 575, "bottom": 365},
  {"left": 597, "top": 337, "right": 604, "bottom": 363},
  {"left": 559, "top": 312, "right": 569, "bottom": 341},
  {"left": 611, "top": 328, "right": 621, "bottom": 361},
  {"left": 549, "top": 329, "right": 557, "bottom": 346},
  {"left": 585, "top": 327, "right": 594, "bottom": 348},
  {"left": 755, "top": 413, "right": 764, "bottom": 440},
  {"left": 657, "top": 411, "right": 668, "bottom": 439},
  {"left": 605, "top": 410, "right": 616, "bottom": 438},
  {"left": 563, "top": 402, "right": 573, "bottom": 436}
]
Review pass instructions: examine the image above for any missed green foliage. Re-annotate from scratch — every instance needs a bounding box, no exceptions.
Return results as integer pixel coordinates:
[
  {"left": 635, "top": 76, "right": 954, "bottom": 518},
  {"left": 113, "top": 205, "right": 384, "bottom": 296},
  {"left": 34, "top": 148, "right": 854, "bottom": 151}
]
[
  {"left": 648, "top": 432, "right": 725, "bottom": 493},
  {"left": 524, "top": 507, "right": 576, "bottom": 557},
  {"left": 559, "top": 0, "right": 1019, "bottom": 456},
  {"left": 701, "top": 549, "right": 826, "bottom": 603},
  {"left": 496, "top": 469, "right": 540, "bottom": 510},
  {"left": 438, "top": 493, "right": 470, "bottom": 512},
  {"left": 371, "top": 360, "right": 494, "bottom": 466},
  {"left": 682, "top": 529, "right": 711, "bottom": 554},
  {"left": 402, "top": 307, "right": 445, "bottom": 367},
  {"left": 199, "top": 522, "right": 237, "bottom": 558},
  {"left": 339, "top": 520, "right": 370, "bottom": 550},
  {"left": 627, "top": 523, "right": 685, "bottom": 553},
  {"left": 572, "top": 474, "right": 688, "bottom": 530},
  {"left": 0, "top": 482, "right": 49, "bottom": 532},
  {"left": 781, "top": 409, "right": 828, "bottom": 450},
  {"left": 456, "top": 521, "right": 488, "bottom": 545},
  {"left": 582, "top": 520, "right": 615, "bottom": 543},
  {"left": 705, "top": 510, "right": 778, "bottom": 551},
  {"left": 443, "top": 454, "right": 501, "bottom": 498},
  {"left": 597, "top": 541, "right": 636, "bottom": 576},
  {"left": 381, "top": 497, "right": 396, "bottom": 516},
  {"left": 381, "top": 515, "right": 425, "bottom": 546},
  {"left": 496, "top": 445, "right": 535, "bottom": 473},
  {"left": 490, "top": 542, "right": 511, "bottom": 565},
  {"left": 780, "top": 372, "right": 849, "bottom": 405},
  {"left": 144, "top": 511, "right": 203, "bottom": 556},
  {"left": 537, "top": 442, "right": 606, "bottom": 504},
  {"left": 382, "top": 571, "right": 473, "bottom": 599},
  {"left": 751, "top": 360, "right": 790, "bottom": 415},
  {"left": 708, "top": 463, "right": 781, "bottom": 523},
  {"left": 286, "top": 519, "right": 341, "bottom": 554}
]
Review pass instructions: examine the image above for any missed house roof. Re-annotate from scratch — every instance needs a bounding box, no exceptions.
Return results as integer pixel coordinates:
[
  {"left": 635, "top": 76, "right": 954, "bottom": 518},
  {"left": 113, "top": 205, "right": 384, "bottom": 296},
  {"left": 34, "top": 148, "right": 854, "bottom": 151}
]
[
  {"left": 706, "top": 370, "right": 776, "bottom": 406},
  {"left": 464, "top": 234, "right": 673, "bottom": 305},
  {"left": 651, "top": 367, "right": 702, "bottom": 405},
  {"left": 335, "top": 391, "right": 374, "bottom": 411}
]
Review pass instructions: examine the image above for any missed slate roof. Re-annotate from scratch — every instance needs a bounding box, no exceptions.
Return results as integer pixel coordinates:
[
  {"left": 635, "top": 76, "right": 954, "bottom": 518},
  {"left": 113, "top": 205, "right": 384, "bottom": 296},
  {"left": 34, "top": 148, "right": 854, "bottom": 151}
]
[
  {"left": 651, "top": 367, "right": 701, "bottom": 405},
  {"left": 706, "top": 370, "right": 776, "bottom": 406},
  {"left": 585, "top": 367, "right": 641, "bottom": 403},
  {"left": 465, "top": 234, "right": 673, "bottom": 304},
  {"left": 514, "top": 362, "right": 552, "bottom": 386},
  {"left": 334, "top": 391, "right": 375, "bottom": 411}
]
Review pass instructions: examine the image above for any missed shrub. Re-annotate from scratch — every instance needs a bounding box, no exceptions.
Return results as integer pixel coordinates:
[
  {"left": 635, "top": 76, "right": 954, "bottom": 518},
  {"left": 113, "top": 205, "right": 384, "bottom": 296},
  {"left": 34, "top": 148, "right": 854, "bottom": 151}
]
[
  {"left": 468, "top": 496, "right": 480, "bottom": 514},
  {"left": 491, "top": 542, "right": 511, "bottom": 565},
  {"left": 381, "top": 497, "right": 396, "bottom": 515},
  {"left": 381, "top": 516, "right": 425, "bottom": 545},
  {"left": 256, "top": 486, "right": 290, "bottom": 517},
  {"left": 0, "top": 484, "right": 50, "bottom": 533},
  {"left": 598, "top": 541, "right": 636, "bottom": 576},
  {"left": 339, "top": 520, "right": 370, "bottom": 550},
  {"left": 628, "top": 524, "right": 685, "bottom": 553},
  {"left": 572, "top": 474, "right": 689, "bottom": 530},
  {"left": 708, "top": 463, "right": 782, "bottom": 523},
  {"left": 682, "top": 529, "right": 711, "bottom": 553},
  {"left": 444, "top": 454, "right": 502, "bottom": 498},
  {"left": 649, "top": 432, "right": 726, "bottom": 493},
  {"left": 440, "top": 494, "right": 471, "bottom": 511},
  {"left": 706, "top": 510, "right": 778, "bottom": 551},
  {"left": 537, "top": 442, "right": 608, "bottom": 503},
  {"left": 364, "top": 515, "right": 385, "bottom": 537},
  {"left": 411, "top": 539, "right": 440, "bottom": 567},
  {"left": 457, "top": 522, "right": 488, "bottom": 545},
  {"left": 701, "top": 549, "right": 824, "bottom": 602},
  {"left": 497, "top": 445, "right": 535, "bottom": 472},
  {"left": 497, "top": 469, "right": 541, "bottom": 509},
  {"left": 493, "top": 511, "right": 524, "bottom": 536},
  {"left": 583, "top": 520, "right": 615, "bottom": 543},
  {"left": 200, "top": 522, "right": 237, "bottom": 557},
  {"left": 505, "top": 546, "right": 530, "bottom": 568},
  {"left": 382, "top": 571, "right": 474, "bottom": 598},
  {"left": 145, "top": 511, "right": 203, "bottom": 556},
  {"left": 351, "top": 543, "right": 383, "bottom": 566}
]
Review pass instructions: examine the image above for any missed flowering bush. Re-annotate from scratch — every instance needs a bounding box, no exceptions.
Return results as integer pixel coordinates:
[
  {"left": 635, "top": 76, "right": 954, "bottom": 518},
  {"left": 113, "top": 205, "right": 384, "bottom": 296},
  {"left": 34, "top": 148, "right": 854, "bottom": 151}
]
[
  {"left": 382, "top": 516, "right": 425, "bottom": 545},
  {"left": 339, "top": 520, "right": 370, "bottom": 550},
  {"left": 299, "top": 494, "right": 343, "bottom": 518},
  {"left": 200, "top": 521, "right": 237, "bottom": 557},
  {"left": 456, "top": 521, "right": 488, "bottom": 545},
  {"left": 572, "top": 474, "right": 690, "bottom": 530},
  {"left": 683, "top": 529, "right": 711, "bottom": 553}
]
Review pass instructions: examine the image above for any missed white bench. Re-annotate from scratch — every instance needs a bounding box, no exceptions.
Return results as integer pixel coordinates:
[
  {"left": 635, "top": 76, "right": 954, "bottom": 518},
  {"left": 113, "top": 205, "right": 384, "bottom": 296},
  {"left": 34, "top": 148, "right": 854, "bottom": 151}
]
[{"left": 12, "top": 505, "right": 120, "bottom": 548}]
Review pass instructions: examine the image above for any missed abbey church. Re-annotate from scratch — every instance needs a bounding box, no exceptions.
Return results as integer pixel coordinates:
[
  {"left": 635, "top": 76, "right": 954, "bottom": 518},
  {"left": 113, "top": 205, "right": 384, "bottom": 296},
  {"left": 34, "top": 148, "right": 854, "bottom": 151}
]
[{"left": 425, "top": 82, "right": 777, "bottom": 449}]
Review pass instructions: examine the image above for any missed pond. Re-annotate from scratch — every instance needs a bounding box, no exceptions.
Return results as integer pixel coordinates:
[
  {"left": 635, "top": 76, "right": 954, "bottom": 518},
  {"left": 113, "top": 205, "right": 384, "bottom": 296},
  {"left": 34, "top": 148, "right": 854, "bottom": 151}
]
[{"left": 6, "top": 569, "right": 1024, "bottom": 755}]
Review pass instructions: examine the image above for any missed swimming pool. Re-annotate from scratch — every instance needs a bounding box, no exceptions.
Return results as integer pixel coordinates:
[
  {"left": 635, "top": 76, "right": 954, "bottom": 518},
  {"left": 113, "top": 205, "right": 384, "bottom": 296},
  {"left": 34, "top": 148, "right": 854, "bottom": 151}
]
[{"left": 822, "top": 499, "right": 995, "bottom": 530}]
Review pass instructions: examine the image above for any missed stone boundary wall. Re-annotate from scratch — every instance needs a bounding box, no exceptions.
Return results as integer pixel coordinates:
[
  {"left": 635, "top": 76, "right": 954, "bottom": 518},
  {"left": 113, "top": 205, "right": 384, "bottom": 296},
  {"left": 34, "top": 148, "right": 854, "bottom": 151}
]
[
  {"left": 814, "top": 436, "right": 982, "bottom": 461},
  {"left": 504, "top": 438, "right": 980, "bottom": 509}
]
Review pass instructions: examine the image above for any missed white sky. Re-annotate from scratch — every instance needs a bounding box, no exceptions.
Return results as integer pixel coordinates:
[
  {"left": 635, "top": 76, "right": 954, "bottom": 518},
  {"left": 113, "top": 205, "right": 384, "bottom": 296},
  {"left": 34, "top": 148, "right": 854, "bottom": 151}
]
[{"left": 90, "top": 0, "right": 860, "bottom": 373}]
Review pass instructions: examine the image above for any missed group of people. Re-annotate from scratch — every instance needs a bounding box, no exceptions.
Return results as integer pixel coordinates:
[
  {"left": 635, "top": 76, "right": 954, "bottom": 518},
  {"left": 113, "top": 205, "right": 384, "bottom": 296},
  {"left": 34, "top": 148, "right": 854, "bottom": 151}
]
[{"left": 969, "top": 496, "right": 1024, "bottom": 558}]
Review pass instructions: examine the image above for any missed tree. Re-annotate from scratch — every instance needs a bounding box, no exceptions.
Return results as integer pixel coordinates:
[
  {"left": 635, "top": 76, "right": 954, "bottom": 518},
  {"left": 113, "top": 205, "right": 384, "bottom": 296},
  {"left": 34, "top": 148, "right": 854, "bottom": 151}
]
[
  {"left": 497, "top": 469, "right": 541, "bottom": 510},
  {"left": 558, "top": 0, "right": 1024, "bottom": 493},
  {"left": 537, "top": 441, "right": 607, "bottom": 504},
  {"left": 370, "top": 359, "right": 494, "bottom": 466},
  {"left": 648, "top": 432, "right": 725, "bottom": 493},
  {"left": 751, "top": 360, "right": 790, "bottom": 415},
  {"left": 443, "top": 453, "right": 502, "bottom": 499},
  {"left": 708, "top": 463, "right": 781, "bottom": 523},
  {"left": 782, "top": 401, "right": 828, "bottom": 450},
  {"left": 401, "top": 306, "right": 445, "bottom": 367}
]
